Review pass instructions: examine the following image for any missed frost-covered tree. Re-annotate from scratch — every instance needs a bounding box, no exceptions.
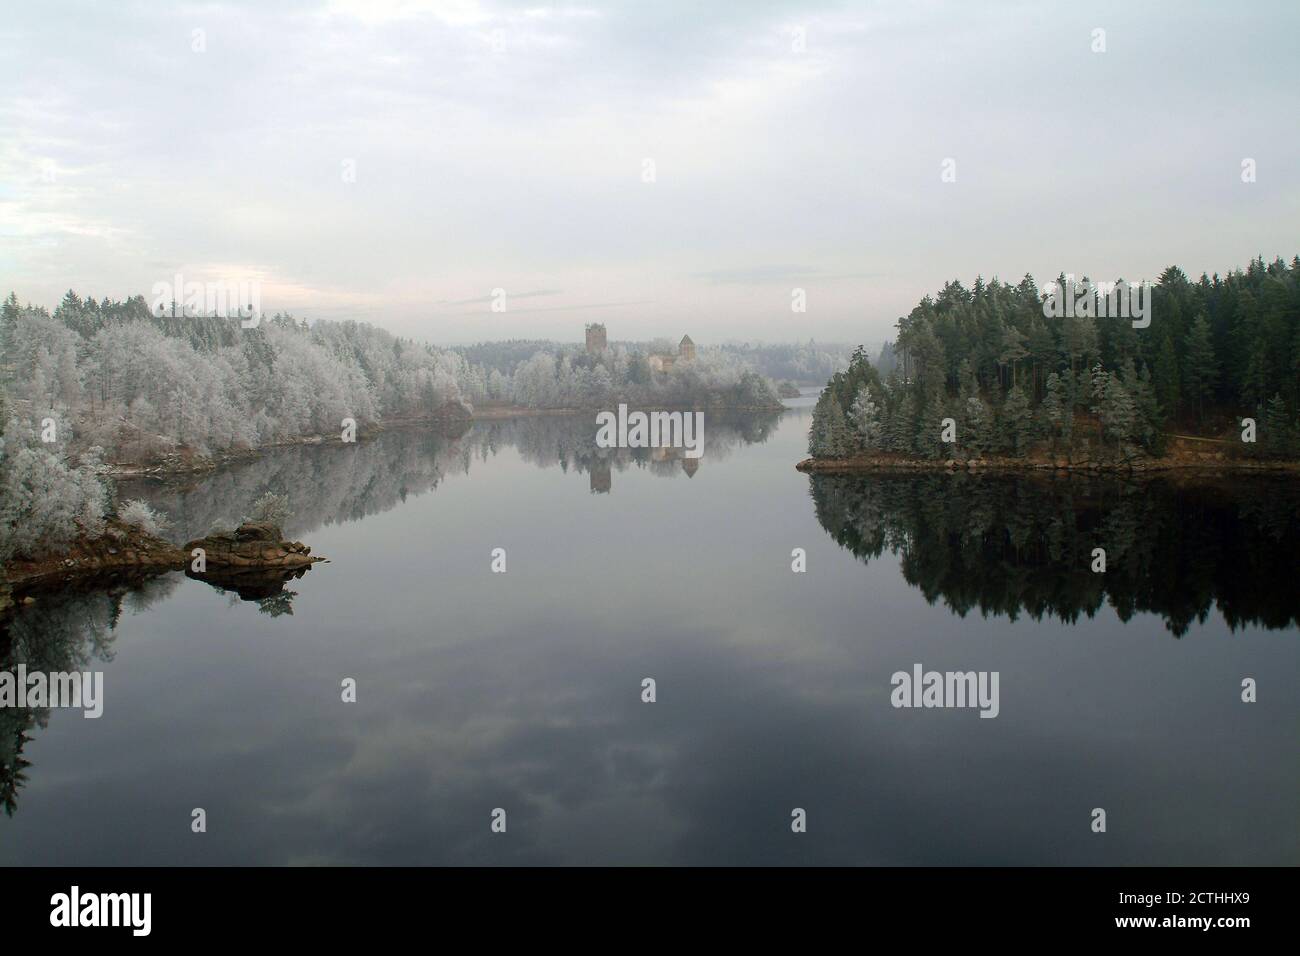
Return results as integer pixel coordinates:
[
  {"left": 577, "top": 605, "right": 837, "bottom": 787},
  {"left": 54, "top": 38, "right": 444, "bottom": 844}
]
[
  {"left": 118, "top": 499, "right": 171, "bottom": 538},
  {"left": 848, "top": 385, "right": 883, "bottom": 449},
  {"left": 0, "top": 424, "right": 107, "bottom": 561},
  {"left": 245, "top": 492, "right": 292, "bottom": 527}
]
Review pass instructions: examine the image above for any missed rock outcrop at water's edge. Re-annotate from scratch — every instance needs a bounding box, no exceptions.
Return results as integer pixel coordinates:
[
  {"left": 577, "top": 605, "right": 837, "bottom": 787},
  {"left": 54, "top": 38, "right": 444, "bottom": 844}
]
[
  {"left": 1, "top": 520, "right": 325, "bottom": 612},
  {"left": 181, "top": 522, "right": 318, "bottom": 571}
]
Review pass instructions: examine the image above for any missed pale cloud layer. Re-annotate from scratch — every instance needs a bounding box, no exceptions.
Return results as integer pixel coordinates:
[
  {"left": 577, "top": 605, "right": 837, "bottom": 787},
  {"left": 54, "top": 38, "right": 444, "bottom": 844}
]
[{"left": 1, "top": 0, "right": 1296, "bottom": 344}]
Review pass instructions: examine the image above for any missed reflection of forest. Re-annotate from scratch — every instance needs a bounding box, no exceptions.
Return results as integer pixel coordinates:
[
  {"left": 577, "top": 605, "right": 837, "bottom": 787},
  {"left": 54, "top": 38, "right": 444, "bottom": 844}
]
[
  {"left": 0, "top": 566, "right": 318, "bottom": 814},
  {"left": 810, "top": 473, "right": 1300, "bottom": 636},
  {"left": 119, "top": 411, "right": 782, "bottom": 540},
  {"left": 0, "top": 576, "right": 180, "bottom": 815}
]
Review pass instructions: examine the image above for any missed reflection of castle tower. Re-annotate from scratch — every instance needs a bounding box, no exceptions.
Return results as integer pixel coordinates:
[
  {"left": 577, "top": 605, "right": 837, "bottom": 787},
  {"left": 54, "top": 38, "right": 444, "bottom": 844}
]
[
  {"left": 681, "top": 457, "right": 700, "bottom": 478},
  {"left": 586, "top": 322, "right": 607, "bottom": 354},
  {"left": 590, "top": 458, "right": 612, "bottom": 494},
  {"left": 678, "top": 334, "right": 695, "bottom": 361}
]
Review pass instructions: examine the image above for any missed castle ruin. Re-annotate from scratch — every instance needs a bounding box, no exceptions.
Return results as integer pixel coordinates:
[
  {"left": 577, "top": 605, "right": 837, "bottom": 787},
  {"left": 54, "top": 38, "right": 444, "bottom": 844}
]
[{"left": 586, "top": 322, "right": 607, "bottom": 354}]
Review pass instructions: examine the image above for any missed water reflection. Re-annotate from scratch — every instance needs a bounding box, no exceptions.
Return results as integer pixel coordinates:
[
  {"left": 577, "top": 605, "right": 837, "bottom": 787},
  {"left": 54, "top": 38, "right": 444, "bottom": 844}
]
[
  {"left": 119, "top": 411, "right": 782, "bottom": 541},
  {"left": 810, "top": 472, "right": 1300, "bottom": 636},
  {"left": 3, "top": 405, "right": 1295, "bottom": 863},
  {"left": 0, "top": 576, "right": 179, "bottom": 815},
  {"left": 186, "top": 565, "right": 312, "bottom": 615},
  {"left": 1, "top": 412, "right": 781, "bottom": 816}
]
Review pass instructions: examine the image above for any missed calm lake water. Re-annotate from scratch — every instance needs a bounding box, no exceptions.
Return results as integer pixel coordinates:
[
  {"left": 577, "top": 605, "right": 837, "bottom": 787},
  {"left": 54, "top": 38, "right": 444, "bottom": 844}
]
[{"left": 2, "top": 391, "right": 1297, "bottom": 865}]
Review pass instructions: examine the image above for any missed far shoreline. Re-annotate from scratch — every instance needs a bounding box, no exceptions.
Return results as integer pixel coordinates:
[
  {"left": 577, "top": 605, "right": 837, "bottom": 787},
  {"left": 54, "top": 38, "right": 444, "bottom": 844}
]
[
  {"left": 106, "top": 401, "right": 784, "bottom": 480},
  {"left": 795, "top": 454, "right": 1300, "bottom": 477}
]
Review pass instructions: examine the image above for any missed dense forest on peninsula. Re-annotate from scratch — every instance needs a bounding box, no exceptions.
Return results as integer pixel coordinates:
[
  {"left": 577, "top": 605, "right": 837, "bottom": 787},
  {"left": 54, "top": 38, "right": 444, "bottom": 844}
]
[{"left": 809, "top": 256, "right": 1300, "bottom": 462}]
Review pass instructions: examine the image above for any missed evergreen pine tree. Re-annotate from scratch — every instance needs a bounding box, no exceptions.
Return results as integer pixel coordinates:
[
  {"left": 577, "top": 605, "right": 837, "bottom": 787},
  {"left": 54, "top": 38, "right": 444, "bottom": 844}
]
[
  {"left": 809, "top": 392, "right": 832, "bottom": 457},
  {"left": 824, "top": 394, "right": 853, "bottom": 458},
  {"left": 915, "top": 393, "right": 947, "bottom": 460},
  {"left": 1041, "top": 372, "right": 1066, "bottom": 451},
  {"left": 1153, "top": 334, "right": 1180, "bottom": 419},
  {"left": 1242, "top": 339, "right": 1270, "bottom": 408},
  {"left": 998, "top": 385, "right": 1033, "bottom": 456},
  {"left": 1264, "top": 393, "right": 1293, "bottom": 457},
  {"left": 1132, "top": 362, "right": 1164, "bottom": 453},
  {"left": 889, "top": 391, "right": 917, "bottom": 453},
  {"left": 1184, "top": 314, "right": 1219, "bottom": 424},
  {"left": 1100, "top": 375, "right": 1137, "bottom": 456},
  {"left": 963, "top": 393, "right": 991, "bottom": 456}
]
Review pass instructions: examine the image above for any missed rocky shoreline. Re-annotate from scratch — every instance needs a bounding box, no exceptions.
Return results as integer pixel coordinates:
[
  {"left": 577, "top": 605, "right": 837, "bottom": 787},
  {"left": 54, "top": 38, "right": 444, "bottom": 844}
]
[
  {"left": 0, "top": 520, "right": 324, "bottom": 616},
  {"left": 795, "top": 454, "right": 1300, "bottom": 475}
]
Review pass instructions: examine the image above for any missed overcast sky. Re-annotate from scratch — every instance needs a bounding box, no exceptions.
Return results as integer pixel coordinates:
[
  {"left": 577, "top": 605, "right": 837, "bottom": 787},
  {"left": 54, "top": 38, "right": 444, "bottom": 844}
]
[{"left": 1, "top": 0, "right": 1296, "bottom": 345}]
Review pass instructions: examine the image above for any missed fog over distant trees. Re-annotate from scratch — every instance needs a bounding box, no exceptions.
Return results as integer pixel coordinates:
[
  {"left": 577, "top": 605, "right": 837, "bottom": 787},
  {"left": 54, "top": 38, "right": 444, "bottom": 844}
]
[
  {"left": 712, "top": 341, "right": 857, "bottom": 384},
  {"left": 458, "top": 338, "right": 853, "bottom": 386}
]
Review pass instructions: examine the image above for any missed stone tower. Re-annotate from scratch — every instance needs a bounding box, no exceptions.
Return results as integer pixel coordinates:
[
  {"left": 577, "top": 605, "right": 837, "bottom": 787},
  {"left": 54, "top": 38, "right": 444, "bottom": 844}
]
[
  {"left": 586, "top": 322, "right": 607, "bottom": 354},
  {"left": 678, "top": 334, "right": 695, "bottom": 361}
]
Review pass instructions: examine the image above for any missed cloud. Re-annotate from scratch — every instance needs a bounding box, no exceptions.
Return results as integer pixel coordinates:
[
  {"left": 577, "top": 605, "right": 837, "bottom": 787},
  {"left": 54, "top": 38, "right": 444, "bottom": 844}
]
[
  {"left": 437, "top": 298, "right": 652, "bottom": 317},
  {"left": 0, "top": 0, "right": 1296, "bottom": 343},
  {"left": 435, "top": 289, "right": 562, "bottom": 305},
  {"left": 690, "top": 265, "right": 880, "bottom": 285}
]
